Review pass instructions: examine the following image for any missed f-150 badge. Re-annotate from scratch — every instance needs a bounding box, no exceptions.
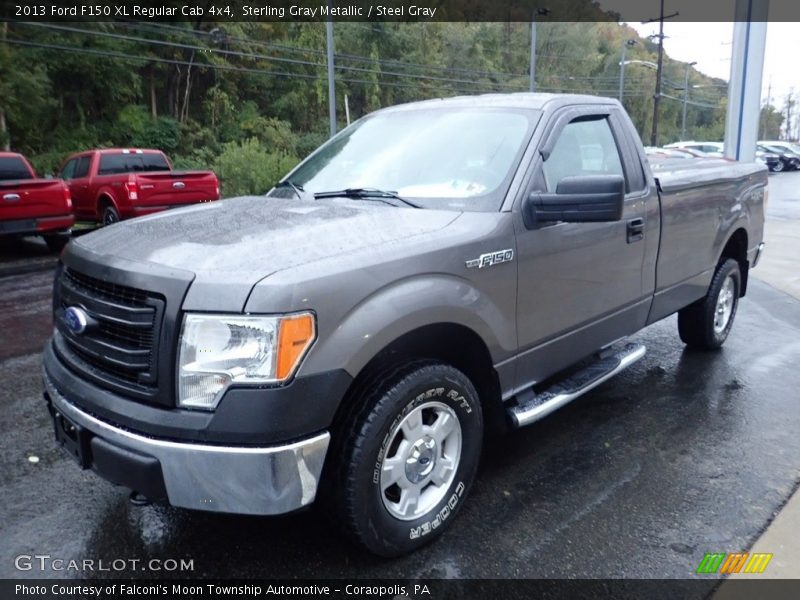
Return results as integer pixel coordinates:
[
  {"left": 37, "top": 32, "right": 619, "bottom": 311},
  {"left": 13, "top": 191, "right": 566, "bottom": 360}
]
[{"left": 466, "top": 249, "right": 514, "bottom": 269}]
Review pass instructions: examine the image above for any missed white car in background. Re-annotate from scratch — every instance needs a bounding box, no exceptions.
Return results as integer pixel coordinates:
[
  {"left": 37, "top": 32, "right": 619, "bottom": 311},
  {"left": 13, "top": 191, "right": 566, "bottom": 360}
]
[
  {"left": 758, "top": 140, "right": 800, "bottom": 155},
  {"left": 664, "top": 141, "right": 724, "bottom": 157}
]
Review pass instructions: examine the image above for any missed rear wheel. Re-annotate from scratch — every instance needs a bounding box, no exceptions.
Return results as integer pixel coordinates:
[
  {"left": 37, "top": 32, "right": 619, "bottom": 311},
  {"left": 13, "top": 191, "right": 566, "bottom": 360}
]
[
  {"left": 101, "top": 204, "right": 120, "bottom": 226},
  {"left": 331, "top": 362, "right": 483, "bottom": 556},
  {"left": 678, "top": 258, "right": 741, "bottom": 350}
]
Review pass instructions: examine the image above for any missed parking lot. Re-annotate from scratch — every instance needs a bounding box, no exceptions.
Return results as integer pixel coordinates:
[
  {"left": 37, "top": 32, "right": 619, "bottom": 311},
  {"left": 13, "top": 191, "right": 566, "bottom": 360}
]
[{"left": 1, "top": 172, "right": 799, "bottom": 580}]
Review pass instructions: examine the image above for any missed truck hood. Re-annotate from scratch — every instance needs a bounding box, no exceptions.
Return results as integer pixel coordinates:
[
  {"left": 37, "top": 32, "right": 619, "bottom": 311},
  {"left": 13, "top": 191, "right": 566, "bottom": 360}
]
[{"left": 72, "top": 196, "right": 460, "bottom": 311}]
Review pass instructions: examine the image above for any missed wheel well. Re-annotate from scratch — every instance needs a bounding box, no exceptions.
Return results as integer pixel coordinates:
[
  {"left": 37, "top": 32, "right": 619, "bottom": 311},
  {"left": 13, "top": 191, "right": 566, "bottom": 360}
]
[
  {"left": 720, "top": 228, "right": 749, "bottom": 297},
  {"left": 334, "top": 323, "right": 506, "bottom": 438},
  {"left": 97, "top": 195, "right": 115, "bottom": 219}
]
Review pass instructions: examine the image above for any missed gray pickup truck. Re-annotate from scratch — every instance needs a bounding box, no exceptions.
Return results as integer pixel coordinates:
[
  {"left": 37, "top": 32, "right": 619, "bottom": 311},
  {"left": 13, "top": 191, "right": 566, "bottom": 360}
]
[{"left": 43, "top": 94, "right": 766, "bottom": 556}]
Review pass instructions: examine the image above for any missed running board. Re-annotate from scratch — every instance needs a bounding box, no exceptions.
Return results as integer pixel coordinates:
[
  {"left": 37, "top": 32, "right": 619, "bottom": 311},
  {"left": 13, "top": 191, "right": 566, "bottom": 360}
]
[{"left": 508, "top": 343, "right": 646, "bottom": 428}]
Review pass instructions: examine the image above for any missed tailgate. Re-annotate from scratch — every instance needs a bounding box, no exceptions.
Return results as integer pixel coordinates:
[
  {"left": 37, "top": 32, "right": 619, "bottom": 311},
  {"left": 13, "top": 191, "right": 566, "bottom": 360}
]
[
  {"left": 135, "top": 171, "right": 219, "bottom": 206},
  {"left": 0, "top": 179, "right": 70, "bottom": 221}
]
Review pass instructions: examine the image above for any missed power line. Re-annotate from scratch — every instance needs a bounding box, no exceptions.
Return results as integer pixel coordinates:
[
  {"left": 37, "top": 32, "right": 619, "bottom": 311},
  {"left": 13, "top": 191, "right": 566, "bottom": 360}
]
[
  {"left": 14, "top": 22, "right": 526, "bottom": 91},
  {"left": 0, "top": 37, "right": 521, "bottom": 97},
  {"left": 2, "top": 35, "right": 663, "bottom": 103},
  {"left": 19, "top": 20, "right": 670, "bottom": 95},
  {"left": 126, "top": 21, "right": 535, "bottom": 81}
]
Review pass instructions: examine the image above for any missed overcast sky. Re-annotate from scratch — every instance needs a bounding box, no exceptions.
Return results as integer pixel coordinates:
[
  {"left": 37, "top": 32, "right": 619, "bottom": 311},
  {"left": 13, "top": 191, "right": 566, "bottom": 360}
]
[{"left": 628, "top": 21, "right": 799, "bottom": 109}]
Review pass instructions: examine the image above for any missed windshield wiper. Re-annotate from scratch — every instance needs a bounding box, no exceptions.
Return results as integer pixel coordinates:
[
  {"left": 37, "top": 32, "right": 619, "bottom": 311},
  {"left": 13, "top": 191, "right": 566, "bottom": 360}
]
[
  {"left": 273, "top": 180, "right": 310, "bottom": 200},
  {"left": 313, "top": 187, "right": 421, "bottom": 209}
]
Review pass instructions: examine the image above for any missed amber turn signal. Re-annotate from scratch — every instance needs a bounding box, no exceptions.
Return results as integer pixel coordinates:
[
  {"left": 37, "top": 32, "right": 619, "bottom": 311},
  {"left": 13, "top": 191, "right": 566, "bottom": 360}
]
[{"left": 276, "top": 313, "right": 316, "bottom": 380}]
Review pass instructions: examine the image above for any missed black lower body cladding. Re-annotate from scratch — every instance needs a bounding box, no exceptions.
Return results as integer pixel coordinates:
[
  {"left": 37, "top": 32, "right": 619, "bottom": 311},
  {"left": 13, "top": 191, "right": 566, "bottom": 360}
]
[{"left": 43, "top": 341, "right": 351, "bottom": 445}]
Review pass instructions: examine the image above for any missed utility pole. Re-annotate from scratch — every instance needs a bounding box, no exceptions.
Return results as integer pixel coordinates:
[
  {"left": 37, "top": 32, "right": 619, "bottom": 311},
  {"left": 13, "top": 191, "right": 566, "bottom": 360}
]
[
  {"left": 0, "top": 21, "right": 8, "bottom": 151},
  {"left": 785, "top": 92, "right": 796, "bottom": 141},
  {"left": 644, "top": 0, "right": 679, "bottom": 146},
  {"left": 681, "top": 61, "right": 697, "bottom": 140},
  {"left": 326, "top": 2, "right": 336, "bottom": 138},
  {"left": 619, "top": 39, "right": 637, "bottom": 103},
  {"left": 529, "top": 8, "right": 551, "bottom": 92}
]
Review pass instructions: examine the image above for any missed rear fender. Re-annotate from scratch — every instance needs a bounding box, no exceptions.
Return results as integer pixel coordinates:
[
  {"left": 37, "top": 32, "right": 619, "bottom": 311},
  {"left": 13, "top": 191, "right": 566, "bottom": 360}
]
[{"left": 95, "top": 189, "right": 121, "bottom": 219}]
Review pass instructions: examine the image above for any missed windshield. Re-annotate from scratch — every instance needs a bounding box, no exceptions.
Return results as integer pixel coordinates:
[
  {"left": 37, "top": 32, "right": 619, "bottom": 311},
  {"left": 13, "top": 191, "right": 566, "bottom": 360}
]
[{"left": 288, "top": 107, "right": 537, "bottom": 211}]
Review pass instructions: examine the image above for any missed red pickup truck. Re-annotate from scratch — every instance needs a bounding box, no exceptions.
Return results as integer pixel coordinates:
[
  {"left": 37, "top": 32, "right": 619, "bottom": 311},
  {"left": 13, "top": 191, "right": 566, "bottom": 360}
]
[
  {"left": 59, "top": 149, "right": 220, "bottom": 225},
  {"left": 0, "top": 152, "right": 74, "bottom": 251}
]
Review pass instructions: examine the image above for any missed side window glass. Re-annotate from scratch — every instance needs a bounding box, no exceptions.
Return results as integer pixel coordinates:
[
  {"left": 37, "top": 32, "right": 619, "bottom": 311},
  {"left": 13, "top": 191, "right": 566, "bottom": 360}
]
[
  {"left": 60, "top": 159, "right": 77, "bottom": 180},
  {"left": 74, "top": 156, "right": 91, "bottom": 178},
  {"left": 542, "top": 118, "right": 624, "bottom": 192}
]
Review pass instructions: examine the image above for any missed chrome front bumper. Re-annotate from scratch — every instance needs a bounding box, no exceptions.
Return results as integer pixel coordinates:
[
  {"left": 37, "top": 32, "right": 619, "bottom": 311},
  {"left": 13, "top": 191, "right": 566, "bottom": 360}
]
[{"left": 44, "top": 374, "right": 330, "bottom": 516}]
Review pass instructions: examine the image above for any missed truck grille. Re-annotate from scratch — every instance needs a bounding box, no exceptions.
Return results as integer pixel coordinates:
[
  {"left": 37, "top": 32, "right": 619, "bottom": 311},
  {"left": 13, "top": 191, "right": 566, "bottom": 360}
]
[{"left": 54, "top": 267, "right": 165, "bottom": 397}]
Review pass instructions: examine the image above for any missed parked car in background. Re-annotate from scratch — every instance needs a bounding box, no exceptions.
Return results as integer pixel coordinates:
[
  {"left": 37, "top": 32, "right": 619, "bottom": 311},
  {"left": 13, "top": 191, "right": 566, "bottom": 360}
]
[
  {"left": 59, "top": 149, "right": 220, "bottom": 225},
  {"left": 664, "top": 141, "right": 781, "bottom": 172},
  {"left": 754, "top": 148, "right": 782, "bottom": 172},
  {"left": 644, "top": 147, "right": 695, "bottom": 161},
  {"left": 664, "top": 141, "right": 724, "bottom": 157},
  {"left": 757, "top": 143, "right": 800, "bottom": 172},
  {"left": 0, "top": 152, "right": 74, "bottom": 251},
  {"left": 758, "top": 140, "right": 800, "bottom": 156},
  {"left": 671, "top": 147, "right": 721, "bottom": 159}
]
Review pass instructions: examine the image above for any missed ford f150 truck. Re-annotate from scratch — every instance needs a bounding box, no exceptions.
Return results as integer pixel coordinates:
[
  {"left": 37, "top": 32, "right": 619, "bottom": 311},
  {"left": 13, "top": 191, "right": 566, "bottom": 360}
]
[
  {"left": 43, "top": 94, "right": 766, "bottom": 557},
  {"left": 0, "top": 152, "right": 74, "bottom": 250},
  {"left": 58, "top": 149, "right": 220, "bottom": 225}
]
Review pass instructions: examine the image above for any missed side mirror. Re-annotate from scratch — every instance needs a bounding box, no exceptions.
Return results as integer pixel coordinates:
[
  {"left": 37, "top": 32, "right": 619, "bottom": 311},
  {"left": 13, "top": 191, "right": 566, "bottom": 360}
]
[{"left": 523, "top": 174, "right": 625, "bottom": 227}]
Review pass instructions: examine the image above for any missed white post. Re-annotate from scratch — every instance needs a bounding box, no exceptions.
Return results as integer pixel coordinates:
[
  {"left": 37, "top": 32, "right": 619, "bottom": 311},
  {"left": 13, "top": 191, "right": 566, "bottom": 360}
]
[
  {"left": 723, "top": 0, "right": 769, "bottom": 161},
  {"left": 326, "top": 12, "right": 336, "bottom": 138},
  {"left": 529, "top": 16, "right": 537, "bottom": 92},
  {"left": 344, "top": 94, "right": 351, "bottom": 126}
]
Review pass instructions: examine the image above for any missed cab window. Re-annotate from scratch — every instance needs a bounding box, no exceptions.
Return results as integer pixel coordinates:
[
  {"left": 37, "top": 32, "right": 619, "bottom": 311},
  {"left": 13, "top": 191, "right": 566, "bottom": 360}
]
[
  {"left": 74, "top": 156, "right": 91, "bottom": 178},
  {"left": 542, "top": 117, "right": 624, "bottom": 193},
  {"left": 60, "top": 158, "right": 78, "bottom": 180}
]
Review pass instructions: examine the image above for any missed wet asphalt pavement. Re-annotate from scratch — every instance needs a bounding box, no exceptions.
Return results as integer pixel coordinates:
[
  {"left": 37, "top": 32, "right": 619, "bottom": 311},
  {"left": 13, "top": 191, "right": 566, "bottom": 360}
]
[{"left": 2, "top": 182, "right": 800, "bottom": 580}]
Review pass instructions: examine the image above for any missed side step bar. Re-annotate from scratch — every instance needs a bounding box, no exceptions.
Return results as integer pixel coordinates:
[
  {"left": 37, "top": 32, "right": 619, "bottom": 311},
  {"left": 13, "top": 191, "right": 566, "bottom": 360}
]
[{"left": 508, "top": 343, "right": 646, "bottom": 428}]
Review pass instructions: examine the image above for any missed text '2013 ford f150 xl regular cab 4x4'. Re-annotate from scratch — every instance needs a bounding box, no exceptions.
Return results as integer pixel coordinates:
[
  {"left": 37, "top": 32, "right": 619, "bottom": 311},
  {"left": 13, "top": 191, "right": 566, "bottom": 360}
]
[{"left": 43, "top": 94, "right": 766, "bottom": 556}]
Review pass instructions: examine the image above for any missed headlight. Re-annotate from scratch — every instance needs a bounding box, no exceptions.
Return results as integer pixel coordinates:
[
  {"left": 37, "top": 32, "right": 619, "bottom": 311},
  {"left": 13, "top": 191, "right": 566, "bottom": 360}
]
[{"left": 177, "top": 312, "right": 316, "bottom": 409}]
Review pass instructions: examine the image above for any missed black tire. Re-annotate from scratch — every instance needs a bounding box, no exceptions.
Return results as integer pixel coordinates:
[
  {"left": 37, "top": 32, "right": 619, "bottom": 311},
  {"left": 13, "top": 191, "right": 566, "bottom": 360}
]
[
  {"left": 773, "top": 160, "right": 784, "bottom": 172},
  {"left": 678, "top": 258, "right": 741, "bottom": 350},
  {"left": 101, "top": 204, "right": 120, "bottom": 226},
  {"left": 43, "top": 233, "right": 70, "bottom": 252},
  {"left": 331, "top": 362, "right": 483, "bottom": 556}
]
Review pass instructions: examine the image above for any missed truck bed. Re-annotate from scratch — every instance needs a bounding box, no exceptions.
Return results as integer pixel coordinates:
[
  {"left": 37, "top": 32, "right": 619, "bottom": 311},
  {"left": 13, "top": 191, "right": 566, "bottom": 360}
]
[
  {"left": 651, "top": 158, "right": 765, "bottom": 192},
  {"left": 647, "top": 158, "right": 767, "bottom": 323}
]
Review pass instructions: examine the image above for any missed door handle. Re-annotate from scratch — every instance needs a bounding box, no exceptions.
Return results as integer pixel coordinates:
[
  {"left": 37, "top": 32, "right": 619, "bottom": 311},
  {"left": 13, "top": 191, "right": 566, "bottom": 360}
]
[
  {"left": 627, "top": 218, "right": 645, "bottom": 243},
  {"left": 3, "top": 193, "right": 21, "bottom": 202}
]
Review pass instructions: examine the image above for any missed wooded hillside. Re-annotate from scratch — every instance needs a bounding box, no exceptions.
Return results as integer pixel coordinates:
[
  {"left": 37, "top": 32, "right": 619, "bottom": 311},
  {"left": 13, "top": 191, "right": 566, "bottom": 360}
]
[{"left": 0, "top": 19, "right": 778, "bottom": 195}]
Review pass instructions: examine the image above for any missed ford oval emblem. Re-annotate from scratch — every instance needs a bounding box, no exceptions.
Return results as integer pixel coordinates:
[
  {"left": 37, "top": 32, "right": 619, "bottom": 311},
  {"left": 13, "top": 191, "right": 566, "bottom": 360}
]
[{"left": 64, "top": 307, "right": 89, "bottom": 335}]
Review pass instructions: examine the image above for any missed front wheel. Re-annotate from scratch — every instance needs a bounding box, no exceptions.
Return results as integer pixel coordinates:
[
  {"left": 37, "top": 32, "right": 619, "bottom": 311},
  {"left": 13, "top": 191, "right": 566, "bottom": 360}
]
[
  {"left": 678, "top": 258, "right": 741, "bottom": 350},
  {"left": 773, "top": 160, "right": 785, "bottom": 172},
  {"left": 332, "top": 362, "right": 483, "bottom": 556}
]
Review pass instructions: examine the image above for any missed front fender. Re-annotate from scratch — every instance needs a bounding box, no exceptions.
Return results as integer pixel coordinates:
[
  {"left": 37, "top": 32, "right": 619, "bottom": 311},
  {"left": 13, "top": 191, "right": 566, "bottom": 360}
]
[{"left": 300, "top": 274, "right": 516, "bottom": 380}]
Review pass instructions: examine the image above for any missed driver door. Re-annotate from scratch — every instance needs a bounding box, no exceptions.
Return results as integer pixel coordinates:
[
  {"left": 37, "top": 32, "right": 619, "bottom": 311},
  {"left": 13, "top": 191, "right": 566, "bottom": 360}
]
[{"left": 512, "top": 107, "right": 652, "bottom": 389}]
